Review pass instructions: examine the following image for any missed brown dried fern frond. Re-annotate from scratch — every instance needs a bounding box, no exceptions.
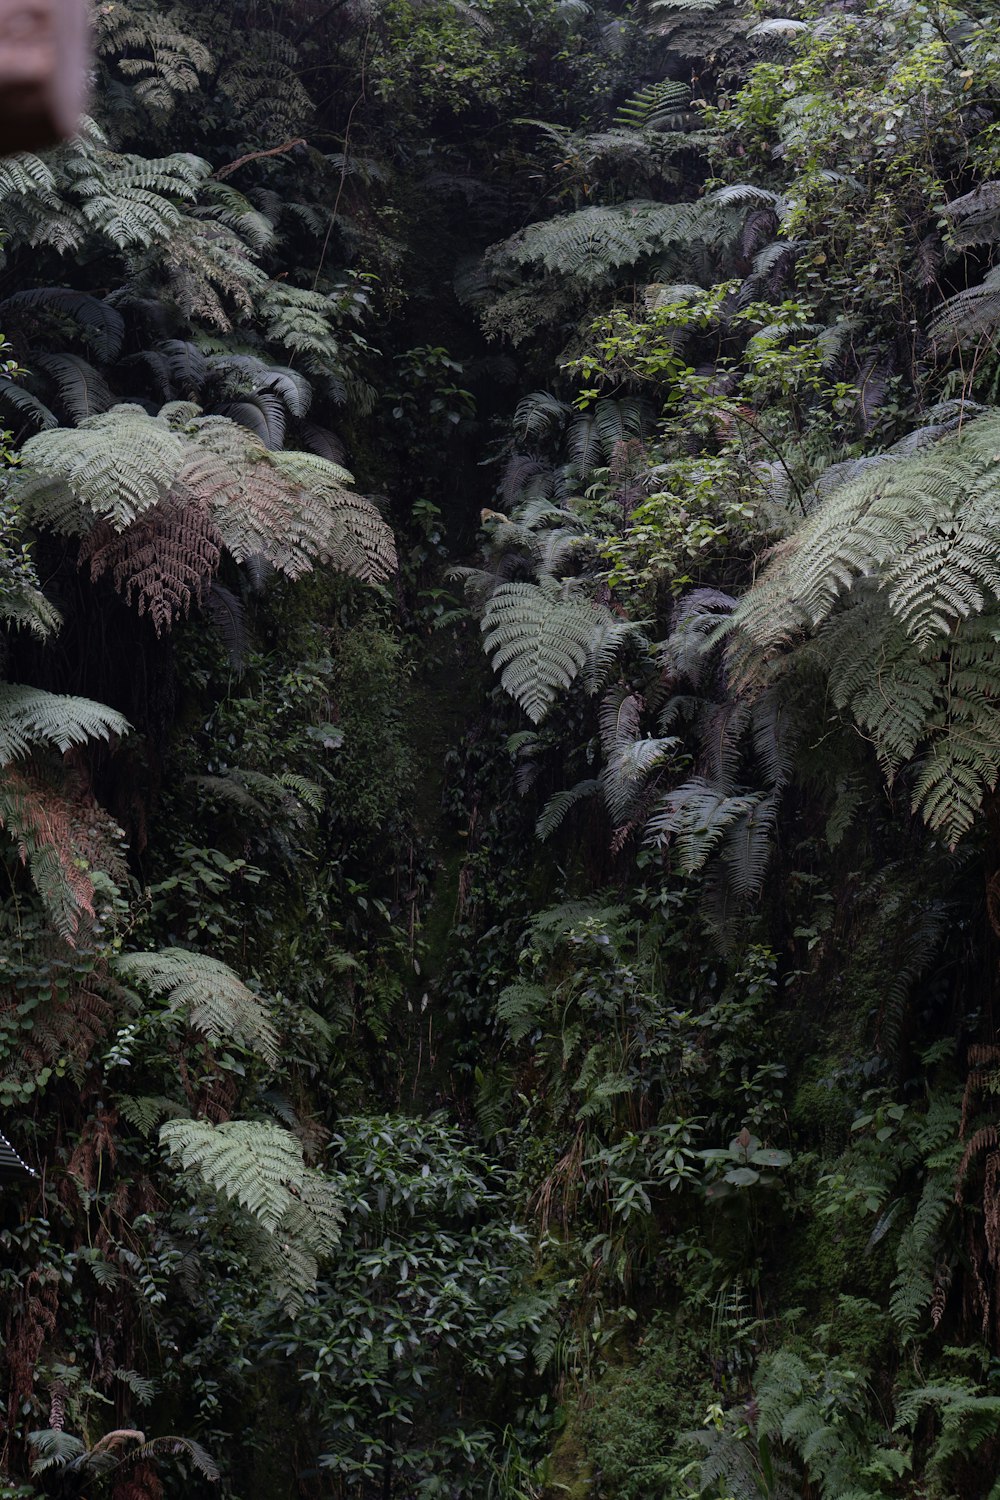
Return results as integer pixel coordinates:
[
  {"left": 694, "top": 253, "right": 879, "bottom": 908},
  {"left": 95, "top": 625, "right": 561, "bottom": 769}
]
[
  {"left": 957, "top": 1125, "right": 1000, "bottom": 1202},
  {"left": 0, "top": 765, "right": 129, "bottom": 941},
  {"left": 961, "top": 1044, "right": 1000, "bottom": 1136},
  {"left": 986, "top": 1150, "right": 1000, "bottom": 1266},
  {"left": 79, "top": 495, "right": 222, "bottom": 634}
]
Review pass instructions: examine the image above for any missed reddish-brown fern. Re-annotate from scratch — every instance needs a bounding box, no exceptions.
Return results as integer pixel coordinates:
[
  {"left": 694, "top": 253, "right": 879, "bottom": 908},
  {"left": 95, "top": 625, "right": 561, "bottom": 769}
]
[{"left": 79, "top": 496, "right": 222, "bottom": 635}]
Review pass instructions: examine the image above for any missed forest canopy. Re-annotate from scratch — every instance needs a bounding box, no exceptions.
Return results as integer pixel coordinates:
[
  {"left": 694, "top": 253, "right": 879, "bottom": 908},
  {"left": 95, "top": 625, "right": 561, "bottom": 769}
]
[{"left": 3, "top": 0, "right": 1000, "bottom": 1497}]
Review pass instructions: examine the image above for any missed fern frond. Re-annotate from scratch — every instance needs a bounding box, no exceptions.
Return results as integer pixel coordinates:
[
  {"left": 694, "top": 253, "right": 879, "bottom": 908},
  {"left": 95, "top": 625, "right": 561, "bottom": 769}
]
[
  {"left": 939, "top": 180, "right": 1000, "bottom": 248},
  {"left": 566, "top": 397, "right": 646, "bottom": 478},
  {"left": 598, "top": 687, "right": 675, "bottom": 825},
  {"left": 889, "top": 1161, "right": 958, "bottom": 1338},
  {"left": 115, "top": 948, "right": 280, "bottom": 1065},
  {"left": 205, "top": 582, "right": 246, "bottom": 671},
  {"left": 78, "top": 496, "right": 222, "bottom": 634},
  {"left": 160, "top": 1117, "right": 343, "bottom": 1302},
  {"left": 17, "top": 405, "right": 396, "bottom": 594},
  {"left": 117, "top": 1094, "right": 184, "bottom": 1136},
  {"left": 0, "top": 377, "right": 58, "bottom": 432},
  {"left": 161, "top": 1117, "right": 313, "bottom": 1231},
  {"left": 96, "top": 2, "right": 213, "bottom": 115},
  {"left": 614, "top": 79, "right": 690, "bottom": 129},
  {"left": 0, "top": 684, "right": 129, "bottom": 762},
  {"left": 725, "top": 412, "right": 1000, "bottom": 844},
  {"left": 0, "top": 766, "right": 127, "bottom": 939},
  {"left": 496, "top": 982, "right": 548, "bottom": 1043},
  {"left": 646, "top": 779, "right": 757, "bottom": 871},
  {"left": 35, "top": 354, "right": 114, "bottom": 423},
  {"left": 0, "top": 576, "right": 61, "bottom": 636},
  {"left": 536, "top": 778, "right": 600, "bottom": 839},
  {"left": 928, "top": 266, "right": 1000, "bottom": 351},
  {"left": 481, "top": 578, "right": 616, "bottom": 723},
  {"left": 513, "top": 389, "right": 570, "bottom": 444},
  {"left": 498, "top": 199, "right": 701, "bottom": 283},
  {"left": 16, "top": 406, "right": 185, "bottom": 531},
  {"left": 0, "top": 287, "right": 125, "bottom": 362},
  {"left": 720, "top": 792, "right": 778, "bottom": 900}
]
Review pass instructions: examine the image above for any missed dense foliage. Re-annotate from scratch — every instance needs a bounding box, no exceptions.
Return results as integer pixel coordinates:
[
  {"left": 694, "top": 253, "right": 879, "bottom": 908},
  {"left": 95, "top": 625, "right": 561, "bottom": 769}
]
[{"left": 6, "top": 0, "right": 1000, "bottom": 1496}]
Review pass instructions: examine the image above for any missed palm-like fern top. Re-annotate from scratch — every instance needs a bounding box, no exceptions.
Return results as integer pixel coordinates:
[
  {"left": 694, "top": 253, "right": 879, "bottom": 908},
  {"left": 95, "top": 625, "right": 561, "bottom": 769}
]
[{"left": 14, "top": 403, "right": 397, "bottom": 633}]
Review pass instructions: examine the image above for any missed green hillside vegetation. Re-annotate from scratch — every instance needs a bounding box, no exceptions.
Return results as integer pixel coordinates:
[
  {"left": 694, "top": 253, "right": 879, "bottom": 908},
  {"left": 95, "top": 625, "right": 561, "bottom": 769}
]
[{"left": 3, "top": 0, "right": 1000, "bottom": 1496}]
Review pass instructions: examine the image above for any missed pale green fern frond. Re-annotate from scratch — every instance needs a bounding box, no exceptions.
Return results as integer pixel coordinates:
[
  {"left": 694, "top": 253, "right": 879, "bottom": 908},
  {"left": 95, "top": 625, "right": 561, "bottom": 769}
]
[
  {"left": 161, "top": 1117, "right": 313, "bottom": 1232},
  {"left": 645, "top": 779, "right": 758, "bottom": 871},
  {"left": 115, "top": 948, "right": 280, "bottom": 1065},
  {"left": 928, "top": 266, "right": 1000, "bottom": 351},
  {"left": 498, "top": 199, "right": 699, "bottom": 282},
  {"left": 0, "top": 685, "right": 129, "bottom": 762},
  {"left": 724, "top": 411, "right": 1000, "bottom": 844},
  {"left": 15, "top": 406, "right": 185, "bottom": 531},
  {"left": 160, "top": 1117, "right": 343, "bottom": 1303},
  {"left": 482, "top": 578, "right": 616, "bottom": 723}
]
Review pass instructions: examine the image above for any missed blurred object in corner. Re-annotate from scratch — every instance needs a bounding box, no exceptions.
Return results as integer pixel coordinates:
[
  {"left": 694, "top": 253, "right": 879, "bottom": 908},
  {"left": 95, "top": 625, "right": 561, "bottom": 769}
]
[{"left": 0, "top": 0, "right": 88, "bottom": 155}]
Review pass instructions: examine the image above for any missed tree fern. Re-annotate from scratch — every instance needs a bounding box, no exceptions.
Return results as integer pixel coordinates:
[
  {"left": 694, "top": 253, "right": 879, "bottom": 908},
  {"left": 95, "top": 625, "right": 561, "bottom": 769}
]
[
  {"left": 646, "top": 779, "right": 758, "bottom": 871},
  {"left": 928, "top": 266, "right": 1000, "bottom": 351},
  {"left": 154, "top": 213, "right": 268, "bottom": 330},
  {"left": 16, "top": 407, "right": 186, "bottom": 530},
  {"left": 159, "top": 1118, "right": 324, "bottom": 1233},
  {"left": 14, "top": 404, "right": 397, "bottom": 603},
  {"left": 496, "top": 200, "right": 699, "bottom": 282},
  {"left": 96, "top": 2, "right": 213, "bottom": 115},
  {"left": 614, "top": 79, "right": 690, "bottom": 129},
  {"left": 268, "top": 448, "right": 397, "bottom": 582},
  {"left": 78, "top": 496, "right": 222, "bottom": 634},
  {"left": 115, "top": 949, "right": 280, "bottom": 1065},
  {"left": 726, "top": 411, "right": 1000, "bottom": 844}
]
